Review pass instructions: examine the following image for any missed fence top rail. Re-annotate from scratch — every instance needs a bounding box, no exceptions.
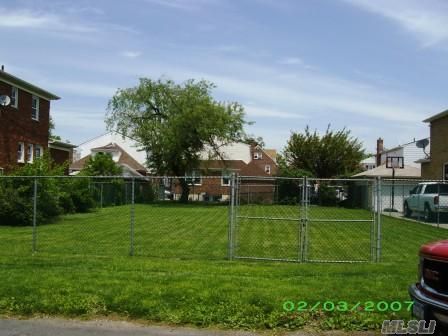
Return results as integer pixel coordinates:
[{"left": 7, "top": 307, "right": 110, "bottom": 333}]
[
  {"left": 0, "top": 175, "right": 229, "bottom": 179},
  {"left": 3, "top": 175, "right": 441, "bottom": 183},
  {"left": 306, "top": 177, "right": 376, "bottom": 182},
  {"left": 382, "top": 178, "right": 448, "bottom": 183}
]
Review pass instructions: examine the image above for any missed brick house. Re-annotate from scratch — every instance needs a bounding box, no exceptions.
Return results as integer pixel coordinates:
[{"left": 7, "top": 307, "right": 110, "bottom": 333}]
[
  {"left": 0, "top": 67, "right": 59, "bottom": 173},
  {"left": 420, "top": 110, "right": 448, "bottom": 180},
  {"left": 48, "top": 140, "right": 77, "bottom": 174},
  {"left": 173, "top": 143, "right": 278, "bottom": 202}
]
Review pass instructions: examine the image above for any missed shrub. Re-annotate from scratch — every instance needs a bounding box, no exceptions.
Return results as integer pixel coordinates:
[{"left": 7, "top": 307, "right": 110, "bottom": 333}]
[
  {"left": 316, "top": 184, "right": 339, "bottom": 206},
  {"left": 0, "top": 154, "right": 96, "bottom": 226}
]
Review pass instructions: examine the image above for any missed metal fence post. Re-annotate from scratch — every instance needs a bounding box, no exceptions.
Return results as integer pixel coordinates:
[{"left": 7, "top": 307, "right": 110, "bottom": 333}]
[
  {"left": 32, "top": 178, "right": 38, "bottom": 253},
  {"left": 100, "top": 183, "right": 103, "bottom": 209},
  {"left": 376, "top": 177, "right": 382, "bottom": 262},
  {"left": 300, "top": 176, "right": 308, "bottom": 262},
  {"left": 299, "top": 177, "right": 305, "bottom": 262},
  {"left": 228, "top": 173, "right": 236, "bottom": 260},
  {"left": 130, "top": 178, "right": 135, "bottom": 256}
]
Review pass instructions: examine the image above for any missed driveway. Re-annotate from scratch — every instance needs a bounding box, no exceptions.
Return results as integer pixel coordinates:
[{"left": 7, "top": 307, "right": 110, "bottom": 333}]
[{"left": 0, "top": 318, "right": 378, "bottom": 336}]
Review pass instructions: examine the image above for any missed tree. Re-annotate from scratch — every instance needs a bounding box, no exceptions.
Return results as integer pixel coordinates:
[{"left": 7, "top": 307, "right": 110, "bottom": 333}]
[
  {"left": 282, "top": 125, "right": 364, "bottom": 178},
  {"left": 81, "top": 153, "right": 122, "bottom": 176},
  {"left": 49, "top": 116, "right": 62, "bottom": 141},
  {"left": 106, "top": 78, "right": 247, "bottom": 202}
]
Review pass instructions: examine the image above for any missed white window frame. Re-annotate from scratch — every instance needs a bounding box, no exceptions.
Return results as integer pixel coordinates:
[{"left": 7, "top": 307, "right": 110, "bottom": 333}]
[
  {"left": 17, "top": 142, "right": 25, "bottom": 163},
  {"left": 27, "top": 144, "right": 34, "bottom": 163},
  {"left": 253, "top": 152, "right": 262, "bottom": 160},
  {"left": 265, "top": 164, "right": 271, "bottom": 174},
  {"left": 31, "top": 96, "right": 39, "bottom": 121},
  {"left": 186, "top": 170, "right": 202, "bottom": 186},
  {"left": 35, "top": 145, "right": 43, "bottom": 159},
  {"left": 11, "top": 86, "right": 18, "bottom": 108},
  {"left": 443, "top": 162, "right": 448, "bottom": 181},
  {"left": 221, "top": 171, "right": 231, "bottom": 186}
]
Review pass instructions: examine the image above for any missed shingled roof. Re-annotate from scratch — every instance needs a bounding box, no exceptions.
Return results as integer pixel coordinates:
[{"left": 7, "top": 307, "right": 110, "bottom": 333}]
[{"left": 70, "top": 143, "right": 147, "bottom": 174}]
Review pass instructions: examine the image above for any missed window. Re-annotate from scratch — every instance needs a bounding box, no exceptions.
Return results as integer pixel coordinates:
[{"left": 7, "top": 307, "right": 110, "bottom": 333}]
[
  {"left": 186, "top": 170, "right": 202, "bottom": 185},
  {"left": 222, "top": 171, "right": 231, "bottom": 186},
  {"left": 35, "top": 145, "right": 43, "bottom": 159},
  {"left": 0, "top": 168, "right": 3, "bottom": 176},
  {"left": 425, "top": 184, "right": 448, "bottom": 194},
  {"left": 27, "top": 144, "right": 34, "bottom": 163},
  {"left": 17, "top": 142, "right": 24, "bottom": 162},
  {"left": 265, "top": 165, "right": 271, "bottom": 174},
  {"left": 31, "top": 96, "right": 39, "bottom": 120},
  {"left": 253, "top": 152, "right": 262, "bottom": 160},
  {"left": 11, "top": 86, "right": 18, "bottom": 108}
]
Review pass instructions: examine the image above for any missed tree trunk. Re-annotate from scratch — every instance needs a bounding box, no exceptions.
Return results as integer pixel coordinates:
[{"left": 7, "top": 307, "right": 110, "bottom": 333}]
[{"left": 179, "top": 178, "right": 190, "bottom": 203}]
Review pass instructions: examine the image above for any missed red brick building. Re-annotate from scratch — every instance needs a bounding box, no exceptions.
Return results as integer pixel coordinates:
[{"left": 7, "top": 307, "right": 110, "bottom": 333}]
[
  {"left": 0, "top": 68, "right": 60, "bottom": 173},
  {"left": 173, "top": 143, "right": 278, "bottom": 202}
]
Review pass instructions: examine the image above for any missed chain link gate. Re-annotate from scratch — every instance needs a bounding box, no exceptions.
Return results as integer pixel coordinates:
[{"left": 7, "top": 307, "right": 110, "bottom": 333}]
[{"left": 229, "top": 175, "right": 381, "bottom": 263}]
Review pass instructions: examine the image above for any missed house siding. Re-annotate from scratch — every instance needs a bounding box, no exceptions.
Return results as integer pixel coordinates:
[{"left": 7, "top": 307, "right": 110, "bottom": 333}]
[
  {"left": 0, "top": 80, "right": 50, "bottom": 171},
  {"left": 422, "top": 115, "right": 448, "bottom": 180}
]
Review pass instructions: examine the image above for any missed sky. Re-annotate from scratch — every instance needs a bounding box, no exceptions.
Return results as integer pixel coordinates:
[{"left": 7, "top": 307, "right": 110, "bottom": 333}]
[{"left": 2, "top": 0, "right": 448, "bottom": 153}]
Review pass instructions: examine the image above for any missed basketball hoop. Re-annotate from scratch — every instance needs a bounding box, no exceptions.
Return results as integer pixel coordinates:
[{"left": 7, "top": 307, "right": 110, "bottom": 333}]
[
  {"left": 386, "top": 156, "right": 404, "bottom": 169},
  {"left": 385, "top": 156, "right": 404, "bottom": 213}
]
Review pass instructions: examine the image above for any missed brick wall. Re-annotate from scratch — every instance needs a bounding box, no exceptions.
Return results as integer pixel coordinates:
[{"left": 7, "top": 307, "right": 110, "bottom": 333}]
[
  {"left": 247, "top": 145, "right": 278, "bottom": 176},
  {"left": 0, "top": 81, "right": 50, "bottom": 172},
  {"left": 422, "top": 115, "right": 448, "bottom": 180}
]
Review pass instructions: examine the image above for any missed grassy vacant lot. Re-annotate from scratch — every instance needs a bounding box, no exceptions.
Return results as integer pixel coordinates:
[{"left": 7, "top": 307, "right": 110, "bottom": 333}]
[{"left": 1, "top": 203, "right": 447, "bottom": 331}]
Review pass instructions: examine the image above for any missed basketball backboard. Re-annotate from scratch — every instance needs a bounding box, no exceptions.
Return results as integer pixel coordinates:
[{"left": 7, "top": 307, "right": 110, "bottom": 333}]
[{"left": 386, "top": 156, "right": 404, "bottom": 169}]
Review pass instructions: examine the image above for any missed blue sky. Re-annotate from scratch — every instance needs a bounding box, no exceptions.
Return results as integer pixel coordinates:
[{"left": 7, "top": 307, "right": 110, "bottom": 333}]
[{"left": 2, "top": 0, "right": 448, "bottom": 152}]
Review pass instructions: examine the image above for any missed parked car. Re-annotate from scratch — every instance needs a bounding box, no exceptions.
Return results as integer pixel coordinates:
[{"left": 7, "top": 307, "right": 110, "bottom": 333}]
[
  {"left": 403, "top": 183, "right": 448, "bottom": 221},
  {"left": 409, "top": 240, "right": 448, "bottom": 333}
]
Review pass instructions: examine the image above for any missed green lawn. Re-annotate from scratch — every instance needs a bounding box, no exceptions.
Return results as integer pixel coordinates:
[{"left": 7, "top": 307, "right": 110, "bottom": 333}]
[{"left": 1, "top": 203, "right": 447, "bottom": 331}]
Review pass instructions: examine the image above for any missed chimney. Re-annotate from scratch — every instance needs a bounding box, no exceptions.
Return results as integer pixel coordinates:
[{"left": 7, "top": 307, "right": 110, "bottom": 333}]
[{"left": 376, "top": 138, "right": 383, "bottom": 167}]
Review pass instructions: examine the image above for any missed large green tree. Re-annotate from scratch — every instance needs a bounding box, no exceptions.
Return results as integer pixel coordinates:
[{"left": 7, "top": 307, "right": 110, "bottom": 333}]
[
  {"left": 282, "top": 126, "right": 364, "bottom": 178},
  {"left": 81, "top": 153, "right": 122, "bottom": 176},
  {"left": 106, "top": 78, "right": 247, "bottom": 202}
]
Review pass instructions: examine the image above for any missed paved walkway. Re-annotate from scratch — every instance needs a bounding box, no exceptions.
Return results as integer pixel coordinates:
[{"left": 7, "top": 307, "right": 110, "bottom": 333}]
[
  {"left": 0, "top": 318, "right": 378, "bottom": 336},
  {"left": 383, "top": 212, "right": 448, "bottom": 229}
]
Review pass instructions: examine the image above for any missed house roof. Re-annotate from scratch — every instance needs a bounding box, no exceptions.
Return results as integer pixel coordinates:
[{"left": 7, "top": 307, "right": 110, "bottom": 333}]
[
  {"left": 379, "top": 137, "right": 429, "bottom": 155},
  {"left": 264, "top": 149, "right": 277, "bottom": 162},
  {"left": 352, "top": 164, "right": 421, "bottom": 178},
  {"left": 91, "top": 143, "right": 122, "bottom": 151},
  {"left": 0, "top": 69, "right": 60, "bottom": 100},
  {"left": 423, "top": 109, "right": 448, "bottom": 123},
  {"left": 361, "top": 156, "right": 376, "bottom": 164},
  {"left": 48, "top": 140, "right": 77, "bottom": 149},
  {"left": 70, "top": 143, "right": 147, "bottom": 173}
]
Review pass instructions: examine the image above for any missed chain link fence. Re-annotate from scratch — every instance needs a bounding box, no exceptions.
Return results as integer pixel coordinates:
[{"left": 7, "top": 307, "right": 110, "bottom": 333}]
[
  {"left": 230, "top": 177, "right": 377, "bottom": 263},
  {"left": 1, "top": 175, "right": 447, "bottom": 263},
  {"left": 0, "top": 176, "right": 230, "bottom": 259}
]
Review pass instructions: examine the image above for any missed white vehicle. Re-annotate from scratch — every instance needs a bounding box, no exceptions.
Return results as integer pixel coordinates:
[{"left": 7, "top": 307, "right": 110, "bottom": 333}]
[{"left": 403, "top": 182, "right": 448, "bottom": 221}]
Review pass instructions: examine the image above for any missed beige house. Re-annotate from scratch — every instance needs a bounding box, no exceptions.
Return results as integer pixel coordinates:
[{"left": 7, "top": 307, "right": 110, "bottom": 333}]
[{"left": 420, "top": 110, "right": 448, "bottom": 180}]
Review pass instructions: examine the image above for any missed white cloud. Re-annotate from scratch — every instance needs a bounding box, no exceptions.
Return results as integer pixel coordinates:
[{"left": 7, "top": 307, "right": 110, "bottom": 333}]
[
  {"left": 56, "top": 55, "right": 439, "bottom": 123},
  {"left": 0, "top": 9, "right": 96, "bottom": 33},
  {"left": 141, "top": 0, "right": 219, "bottom": 11},
  {"left": 278, "top": 57, "right": 304, "bottom": 65},
  {"left": 121, "top": 51, "right": 142, "bottom": 58},
  {"left": 0, "top": 8, "right": 138, "bottom": 37},
  {"left": 341, "top": 0, "right": 448, "bottom": 47},
  {"left": 245, "top": 105, "right": 304, "bottom": 119},
  {"left": 51, "top": 82, "right": 118, "bottom": 98},
  {"left": 204, "top": 71, "right": 431, "bottom": 123}
]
